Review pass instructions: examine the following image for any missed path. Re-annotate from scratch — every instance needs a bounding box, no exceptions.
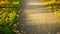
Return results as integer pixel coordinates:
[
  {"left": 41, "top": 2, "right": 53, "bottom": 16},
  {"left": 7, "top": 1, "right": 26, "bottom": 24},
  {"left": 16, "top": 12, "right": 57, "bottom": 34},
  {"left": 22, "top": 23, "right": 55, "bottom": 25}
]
[{"left": 18, "top": 0, "right": 60, "bottom": 34}]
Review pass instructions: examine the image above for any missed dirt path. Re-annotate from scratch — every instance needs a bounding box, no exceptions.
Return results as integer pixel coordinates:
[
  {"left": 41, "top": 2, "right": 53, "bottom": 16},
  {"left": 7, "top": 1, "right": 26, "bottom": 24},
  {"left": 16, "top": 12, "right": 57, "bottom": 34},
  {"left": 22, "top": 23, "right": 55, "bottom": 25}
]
[{"left": 18, "top": 0, "right": 60, "bottom": 34}]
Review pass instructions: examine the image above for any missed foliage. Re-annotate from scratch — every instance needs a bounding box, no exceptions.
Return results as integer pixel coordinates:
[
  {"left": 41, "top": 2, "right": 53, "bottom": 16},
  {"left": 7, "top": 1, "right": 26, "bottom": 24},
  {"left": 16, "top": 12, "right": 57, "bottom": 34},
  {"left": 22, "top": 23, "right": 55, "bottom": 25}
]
[
  {"left": 0, "top": 0, "right": 22, "bottom": 8},
  {"left": 0, "top": 0, "right": 22, "bottom": 33},
  {"left": 0, "top": 8, "right": 18, "bottom": 34},
  {"left": 0, "top": 0, "right": 20, "bottom": 5},
  {"left": 41, "top": 0, "right": 60, "bottom": 16}
]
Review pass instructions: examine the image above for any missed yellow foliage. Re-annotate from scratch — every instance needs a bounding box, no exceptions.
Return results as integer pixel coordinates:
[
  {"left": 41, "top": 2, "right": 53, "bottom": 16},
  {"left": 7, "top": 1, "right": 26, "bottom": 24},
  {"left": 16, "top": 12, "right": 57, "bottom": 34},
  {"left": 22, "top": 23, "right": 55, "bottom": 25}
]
[
  {"left": 40, "top": 0, "right": 56, "bottom": 5},
  {"left": 54, "top": 10, "right": 60, "bottom": 17},
  {"left": 40, "top": 0, "right": 60, "bottom": 16},
  {"left": 0, "top": 1, "right": 19, "bottom": 5},
  {"left": 0, "top": 1, "right": 6, "bottom": 4}
]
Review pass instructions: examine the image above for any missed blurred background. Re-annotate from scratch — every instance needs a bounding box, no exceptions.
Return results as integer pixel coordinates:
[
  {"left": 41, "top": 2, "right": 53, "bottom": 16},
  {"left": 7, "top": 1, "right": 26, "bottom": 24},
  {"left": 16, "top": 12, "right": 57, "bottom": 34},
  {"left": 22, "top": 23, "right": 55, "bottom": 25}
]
[{"left": 0, "top": 0, "right": 60, "bottom": 34}]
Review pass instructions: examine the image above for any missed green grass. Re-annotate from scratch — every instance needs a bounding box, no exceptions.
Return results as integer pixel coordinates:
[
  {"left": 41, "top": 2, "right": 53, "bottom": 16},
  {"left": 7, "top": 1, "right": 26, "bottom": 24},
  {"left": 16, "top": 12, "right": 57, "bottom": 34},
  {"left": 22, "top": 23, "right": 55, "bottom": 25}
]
[
  {"left": 0, "top": 8, "right": 18, "bottom": 34},
  {"left": 0, "top": 0, "right": 22, "bottom": 34}
]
